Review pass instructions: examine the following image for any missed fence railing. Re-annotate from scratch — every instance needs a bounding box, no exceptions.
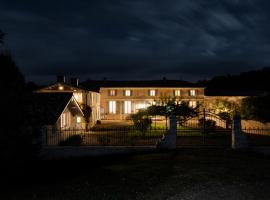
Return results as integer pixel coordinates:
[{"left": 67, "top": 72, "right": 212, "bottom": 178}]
[
  {"left": 42, "top": 127, "right": 166, "bottom": 147},
  {"left": 241, "top": 128, "right": 270, "bottom": 147},
  {"left": 242, "top": 128, "right": 270, "bottom": 136}
]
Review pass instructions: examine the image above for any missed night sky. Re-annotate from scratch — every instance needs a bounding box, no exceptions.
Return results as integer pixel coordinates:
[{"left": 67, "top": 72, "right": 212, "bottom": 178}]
[{"left": 1, "top": 0, "right": 270, "bottom": 83}]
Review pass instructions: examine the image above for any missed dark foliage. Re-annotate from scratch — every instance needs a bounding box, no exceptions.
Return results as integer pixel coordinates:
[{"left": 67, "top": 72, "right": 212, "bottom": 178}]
[
  {"left": 198, "top": 68, "right": 270, "bottom": 95},
  {"left": 241, "top": 94, "right": 270, "bottom": 123},
  {"left": 199, "top": 119, "right": 216, "bottom": 133},
  {"left": 131, "top": 110, "right": 152, "bottom": 134},
  {"left": 81, "top": 104, "right": 92, "bottom": 130},
  {"left": 59, "top": 135, "right": 83, "bottom": 146},
  {"left": 0, "top": 29, "right": 4, "bottom": 44},
  {"left": 0, "top": 52, "right": 40, "bottom": 164}
]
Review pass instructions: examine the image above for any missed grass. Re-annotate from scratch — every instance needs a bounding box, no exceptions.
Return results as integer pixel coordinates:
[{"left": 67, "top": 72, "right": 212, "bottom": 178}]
[{"left": 1, "top": 149, "right": 270, "bottom": 199}]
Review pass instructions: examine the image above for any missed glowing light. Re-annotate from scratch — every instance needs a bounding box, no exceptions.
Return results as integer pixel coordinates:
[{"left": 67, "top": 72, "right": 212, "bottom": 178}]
[
  {"left": 109, "top": 101, "right": 116, "bottom": 114},
  {"left": 149, "top": 89, "right": 156, "bottom": 96},
  {"left": 124, "top": 101, "right": 132, "bottom": 114},
  {"left": 73, "top": 92, "right": 83, "bottom": 103},
  {"left": 190, "top": 90, "right": 196, "bottom": 96},
  {"left": 125, "top": 90, "right": 131, "bottom": 96},
  {"left": 76, "top": 117, "right": 81, "bottom": 123},
  {"left": 58, "top": 86, "right": 64, "bottom": 90},
  {"left": 136, "top": 103, "right": 147, "bottom": 109},
  {"left": 174, "top": 90, "right": 181, "bottom": 96}
]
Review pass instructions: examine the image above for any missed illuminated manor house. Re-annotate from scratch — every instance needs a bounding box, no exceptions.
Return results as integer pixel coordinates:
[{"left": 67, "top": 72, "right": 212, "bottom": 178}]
[{"left": 36, "top": 76, "right": 244, "bottom": 129}]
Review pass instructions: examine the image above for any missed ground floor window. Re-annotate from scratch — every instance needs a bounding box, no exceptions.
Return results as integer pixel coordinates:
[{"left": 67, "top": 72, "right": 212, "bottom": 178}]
[
  {"left": 189, "top": 101, "right": 197, "bottom": 108},
  {"left": 124, "top": 101, "right": 132, "bottom": 114},
  {"left": 61, "top": 112, "right": 70, "bottom": 128},
  {"left": 76, "top": 116, "right": 81, "bottom": 123},
  {"left": 109, "top": 101, "right": 116, "bottom": 114}
]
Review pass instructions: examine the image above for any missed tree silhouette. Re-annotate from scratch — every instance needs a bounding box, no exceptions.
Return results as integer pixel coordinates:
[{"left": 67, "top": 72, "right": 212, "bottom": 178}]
[
  {"left": 0, "top": 29, "right": 4, "bottom": 44},
  {"left": 0, "top": 34, "right": 38, "bottom": 164}
]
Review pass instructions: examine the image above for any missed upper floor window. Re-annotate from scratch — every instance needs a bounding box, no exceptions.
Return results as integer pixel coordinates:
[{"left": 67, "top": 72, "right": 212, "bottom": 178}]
[
  {"left": 190, "top": 89, "right": 196, "bottom": 96},
  {"left": 124, "top": 90, "right": 131, "bottom": 96},
  {"left": 109, "top": 89, "right": 116, "bottom": 96},
  {"left": 174, "top": 90, "right": 181, "bottom": 96},
  {"left": 149, "top": 89, "right": 156, "bottom": 96}
]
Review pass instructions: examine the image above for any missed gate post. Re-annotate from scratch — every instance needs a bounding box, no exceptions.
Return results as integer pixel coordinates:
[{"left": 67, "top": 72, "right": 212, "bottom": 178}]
[
  {"left": 232, "top": 114, "right": 248, "bottom": 149},
  {"left": 157, "top": 114, "right": 177, "bottom": 149}
]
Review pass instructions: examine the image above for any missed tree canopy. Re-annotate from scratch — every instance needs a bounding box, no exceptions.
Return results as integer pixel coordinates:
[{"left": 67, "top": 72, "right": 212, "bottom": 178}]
[{"left": 241, "top": 94, "right": 270, "bottom": 123}]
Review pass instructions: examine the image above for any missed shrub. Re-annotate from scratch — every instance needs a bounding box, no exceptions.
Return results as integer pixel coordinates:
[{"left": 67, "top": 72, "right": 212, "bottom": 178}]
[
  {"left": 218, "top": 112, "right": 232, "bottom": 129},
  {"left": 97, "top": 135, "right": 110, "bottom": 145},
  {"left": 59, "top": 135, "right": 83, "bottom": 146},
  {"left": 131, "top": 111, "right": 152, "bottom": 135}
]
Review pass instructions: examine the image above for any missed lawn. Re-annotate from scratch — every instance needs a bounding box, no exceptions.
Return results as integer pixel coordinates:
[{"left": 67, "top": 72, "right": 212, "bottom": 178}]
[{"left": 1, "top": 149, "right": 270, "bottom": 199}]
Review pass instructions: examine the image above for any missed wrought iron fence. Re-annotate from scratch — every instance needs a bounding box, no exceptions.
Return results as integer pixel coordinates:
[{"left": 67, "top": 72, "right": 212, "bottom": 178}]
[
  {"left": 176, "top": 111, "right": 232, "bottom": 146},
  {"left": 242, "top": 128, "right": 270, "bottom": 147},
  {"left": 42, "top": 127, "right": 166, "bottom": 146}
]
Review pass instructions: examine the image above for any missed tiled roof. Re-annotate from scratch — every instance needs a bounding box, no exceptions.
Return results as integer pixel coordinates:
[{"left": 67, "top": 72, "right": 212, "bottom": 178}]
[{"left": 81, "top": 80, "right": 204, "bottom": 90}]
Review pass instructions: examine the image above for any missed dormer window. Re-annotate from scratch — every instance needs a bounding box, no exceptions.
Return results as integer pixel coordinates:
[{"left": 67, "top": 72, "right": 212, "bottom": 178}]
[
  {"left": 190, "top": 89, "right": 196, "bottom": 96},
  {"left": 109, "top": 90, "right": 116, "bottom": 96}
]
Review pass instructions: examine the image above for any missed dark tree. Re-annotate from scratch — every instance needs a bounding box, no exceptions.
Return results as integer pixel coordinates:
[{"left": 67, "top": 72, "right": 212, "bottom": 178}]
[
  {"left": 241, "top": 94, "right": 270, "bottom": 123},
  {"left": 0, "top": 29, "right": 4, "bottom": 44},
  {"left": 0, "top": 51, "right": 38, "bottom": 164}
]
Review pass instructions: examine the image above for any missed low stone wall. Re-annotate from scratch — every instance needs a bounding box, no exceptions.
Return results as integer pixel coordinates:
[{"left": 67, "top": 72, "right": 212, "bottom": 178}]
[{"left": 241, "top": 120, "right": 270, "bottom": 129}]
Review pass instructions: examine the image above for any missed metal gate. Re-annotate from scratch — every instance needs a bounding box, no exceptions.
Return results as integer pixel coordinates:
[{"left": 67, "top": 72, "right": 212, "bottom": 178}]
[{"left": 176, "top": 110, "right": 232, "bottom": 147}]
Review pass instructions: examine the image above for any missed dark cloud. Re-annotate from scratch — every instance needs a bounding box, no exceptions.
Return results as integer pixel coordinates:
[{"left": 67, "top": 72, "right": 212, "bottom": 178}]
[{"left": 1, "top": 0, "right": 270, "bottom": 83}]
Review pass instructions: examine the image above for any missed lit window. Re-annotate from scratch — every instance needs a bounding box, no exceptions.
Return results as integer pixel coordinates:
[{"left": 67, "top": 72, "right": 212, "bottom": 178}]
[
  {"left": 124, "top": 90, "right": 131, "bottom": 96},
  {"left": 190, "top": 90, "right": 196, "bottom": 96},
  {"left": 76, "top": 117, "right": 81, "bottom": 123},
  {"left": 189, "top": 101, "right": 197, "bottom": 108},
  {"left": 136, "top": 103, "right": 146, "bottom": 110},
  {"left": 149, "top": 89, "right": 156, "bottom": 96},
  {"left": 109, "top": 90, "right": 116, "bottom": 96},
  {"left": 174, "top": 90, "right": 181, "bottom": 96},
  {"left": 124, "top": 101, "right": 132, "bottom": 114},
  {"left": 109, "top": 101, "right": 116, "bottom": 114},
  {"left": 61, "top": 113, "right": 70, "bottom": 128},
  {"left": 58, "top": 86, "right": 64, "bottom": 90},
  {"left": 73, "top": 93, "right": 83, "bottom": 103}
]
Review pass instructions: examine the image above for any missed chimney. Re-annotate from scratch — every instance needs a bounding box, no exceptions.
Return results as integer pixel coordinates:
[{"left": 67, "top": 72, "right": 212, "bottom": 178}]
[
  {"left": 70, "top": 77, "right": 79, "bottom": 87},
  {"left": 57, "top": 75, "right": 65, "bottom": 83}
]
